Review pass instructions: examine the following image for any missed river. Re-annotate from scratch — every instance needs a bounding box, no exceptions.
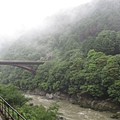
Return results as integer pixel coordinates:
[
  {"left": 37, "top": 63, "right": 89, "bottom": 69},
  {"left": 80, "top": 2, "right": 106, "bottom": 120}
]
[{"left": 25, "top": 94, "right": 115, "bottom": 120}]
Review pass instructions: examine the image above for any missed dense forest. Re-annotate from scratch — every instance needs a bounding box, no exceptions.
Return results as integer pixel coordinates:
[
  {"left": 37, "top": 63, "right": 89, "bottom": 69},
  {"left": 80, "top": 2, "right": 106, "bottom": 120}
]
[{"left": 0, "top": 0, "right": 120, "bottom": 116}]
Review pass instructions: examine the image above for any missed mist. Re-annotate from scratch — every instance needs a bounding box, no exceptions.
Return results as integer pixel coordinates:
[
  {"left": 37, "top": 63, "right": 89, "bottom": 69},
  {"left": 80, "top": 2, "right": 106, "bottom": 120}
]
[
  {"left": 0, "top": 0, "right": 93, "bottom": 56},
  {"left": 0, "top": 1, "right": 120, "bottom": 120},
  {"left": 0, "top": 0, "right": 92, "bottom": 36},
  {"left": 1, "top": 0, "right": 117, "bottom": 59}
]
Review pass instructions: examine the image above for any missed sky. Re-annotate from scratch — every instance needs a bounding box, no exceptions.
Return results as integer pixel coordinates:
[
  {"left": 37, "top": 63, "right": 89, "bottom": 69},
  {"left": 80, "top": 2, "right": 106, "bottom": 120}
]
[{"left": 0, "top": 0, "right": 92, "bottom": 38}]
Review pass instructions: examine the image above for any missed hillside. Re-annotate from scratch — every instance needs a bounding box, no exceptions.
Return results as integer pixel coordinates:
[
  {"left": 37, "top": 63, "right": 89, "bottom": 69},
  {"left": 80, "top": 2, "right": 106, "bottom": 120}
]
[{"left": 0, "top": 0, "right": 120, "bottom": 111}]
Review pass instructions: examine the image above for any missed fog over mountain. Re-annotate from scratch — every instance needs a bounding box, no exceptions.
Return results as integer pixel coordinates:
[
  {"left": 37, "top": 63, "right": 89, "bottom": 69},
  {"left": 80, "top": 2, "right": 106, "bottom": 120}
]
[
  {"left": 0, "top": 1, "right": 120, "bottom": 117},
  {"left": 0, "top": 0, "right": 93, "bottom": 54}
]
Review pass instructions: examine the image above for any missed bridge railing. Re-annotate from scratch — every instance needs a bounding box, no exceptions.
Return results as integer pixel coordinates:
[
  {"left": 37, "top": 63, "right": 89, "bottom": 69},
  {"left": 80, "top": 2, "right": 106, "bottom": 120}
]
[{"left": 0, "top": 96, "right": 26, "bottom": 120}]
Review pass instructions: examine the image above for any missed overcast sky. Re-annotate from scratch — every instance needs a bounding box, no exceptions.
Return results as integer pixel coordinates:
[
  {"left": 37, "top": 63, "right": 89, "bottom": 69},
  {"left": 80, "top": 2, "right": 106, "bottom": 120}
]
[{"left": 0, "top": 0, "right": 92, "bottom": 38}]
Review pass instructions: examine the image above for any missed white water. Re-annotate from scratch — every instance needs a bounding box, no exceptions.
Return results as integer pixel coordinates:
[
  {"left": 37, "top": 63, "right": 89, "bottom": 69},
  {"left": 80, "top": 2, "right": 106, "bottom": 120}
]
[{"left": 25, "top": 94, "right": 115, "bottom": 120}]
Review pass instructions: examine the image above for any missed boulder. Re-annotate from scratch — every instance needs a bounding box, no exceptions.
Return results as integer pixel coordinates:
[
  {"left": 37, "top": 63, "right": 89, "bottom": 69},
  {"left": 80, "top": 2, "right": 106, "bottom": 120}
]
[
  {"left": 53, "top": 92, "right": 60, "bottom": 99},
  {"left": 46, "top": 93, "right": 54, "bottom": 99}
]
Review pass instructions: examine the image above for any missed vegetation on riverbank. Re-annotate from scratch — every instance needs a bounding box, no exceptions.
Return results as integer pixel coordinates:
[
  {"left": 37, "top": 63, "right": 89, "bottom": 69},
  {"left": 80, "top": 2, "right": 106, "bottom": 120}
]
[
  {"left": 0, "top": 84, "right": 61, "bottom": 120},
  {"left": 0, "top": 0, "right": 120, "bottom": 113}
]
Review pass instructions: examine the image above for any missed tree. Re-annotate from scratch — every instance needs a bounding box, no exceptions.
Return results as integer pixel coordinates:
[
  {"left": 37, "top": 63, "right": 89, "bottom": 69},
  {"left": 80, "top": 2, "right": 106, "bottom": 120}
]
[
  {"left": 0, "top": 84, "right": 29, "bottom": 107},
  {"left": 108, "top": 80, "right": 120, "bottom": 103},
  {"left": 18, "top": 103, "right": 61, "bottom": 120},
  {"left": 82, "top": 36, "right": 95, "bottom": 56},
  {"left": 79, "top": 50, "right": 107, "bottom": 98},
  {"left": 102, "top": 55, "right": 120, "bottom": 90},
  {"left": 94, "top": 30, "right": 119, "bottom": 55}
]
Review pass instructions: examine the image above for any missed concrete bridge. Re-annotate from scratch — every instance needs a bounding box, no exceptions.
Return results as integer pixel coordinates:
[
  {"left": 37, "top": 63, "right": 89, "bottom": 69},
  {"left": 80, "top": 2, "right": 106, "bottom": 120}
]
[{"left": 0, "top": 61, "right": 45, "bottom": 74}]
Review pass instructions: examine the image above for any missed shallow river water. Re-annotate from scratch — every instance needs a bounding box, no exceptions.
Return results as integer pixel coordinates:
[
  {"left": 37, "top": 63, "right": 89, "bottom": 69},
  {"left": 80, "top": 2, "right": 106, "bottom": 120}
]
[{"left": 25, "top": 94, "right": 115, "bottom": 120}]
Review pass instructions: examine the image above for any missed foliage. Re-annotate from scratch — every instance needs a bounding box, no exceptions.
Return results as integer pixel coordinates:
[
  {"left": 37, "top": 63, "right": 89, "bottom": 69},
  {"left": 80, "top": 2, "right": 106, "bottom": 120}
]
[
  {"left": 0, "top": 0, "right": 120, "bottom": 106},
  {"left": 108, "top": 81, "right": 120, "bottom": 103},
  {"left": 0, "top": 83, "right": 61, "bottom": 120},
  {"left": 80, "top": 85, "right": 104, "bottom": 97},
  {"left": 17, "top": 102, "right": 61, "bottom": 120},
  {"left": 0, "top": 84, "right": 30, "bottom": 107},
  {"left": 82, "top": 30, "right": 120, "bottom": 55}
]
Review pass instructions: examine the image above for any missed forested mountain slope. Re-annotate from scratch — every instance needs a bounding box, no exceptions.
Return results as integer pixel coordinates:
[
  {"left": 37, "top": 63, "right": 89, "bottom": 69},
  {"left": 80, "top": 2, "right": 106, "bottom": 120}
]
[{"left": 0, "top": 0, "right": 120, "bottom": 109}]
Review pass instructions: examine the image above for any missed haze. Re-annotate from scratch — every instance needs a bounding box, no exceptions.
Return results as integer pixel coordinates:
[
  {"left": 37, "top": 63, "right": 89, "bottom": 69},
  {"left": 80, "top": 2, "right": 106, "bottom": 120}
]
[{"left": 0, "top": 0, "right": 92, "bottom": 38}]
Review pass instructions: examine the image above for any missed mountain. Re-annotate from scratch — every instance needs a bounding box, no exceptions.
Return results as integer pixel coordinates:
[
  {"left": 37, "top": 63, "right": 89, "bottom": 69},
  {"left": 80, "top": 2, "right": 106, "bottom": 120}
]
[{"left": 0, "top": 0, "right": 120, "bottom": 110}]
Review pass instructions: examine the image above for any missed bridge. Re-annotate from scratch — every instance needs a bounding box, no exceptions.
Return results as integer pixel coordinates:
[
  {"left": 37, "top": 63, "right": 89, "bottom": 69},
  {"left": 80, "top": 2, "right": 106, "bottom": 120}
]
[{"left": 0, "top": 61, "right": 45, "bottom": 74}]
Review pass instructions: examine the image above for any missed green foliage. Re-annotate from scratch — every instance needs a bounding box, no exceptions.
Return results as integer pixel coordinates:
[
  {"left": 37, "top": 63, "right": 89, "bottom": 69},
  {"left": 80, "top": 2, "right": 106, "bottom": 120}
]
[
  {"left": 0, "top": 0, "right": 120, "bottom": 107},
  {"left": 82, "top": 37, "right": 95, "bottom": 56},
  {"left": 80, "top": 85, "right": 104, "bottom": 97},
  {"left": 94, "top": 30, "right": 119, "bottom": 55},
  {"left": 82, "top": 30, "right": 120, "bottom": 55},
  {"left": 108, "top": 81, "right": 120, "bottom": 103},
  {"left": 0, "top": 84, "right": 30, "bottom": 107},
  {"left": 39, "top": 82, "right": 48, "bottom": 91},
  {"left": 17, "top": 103, "right": 61, "bottom": 120},
  {"left": 0, "top": 84, "right": 60, "bottom": 120},
  {"left": 101, "top": 55, "right": 120, "bottom": 89},
  {"left": 48, "top": 61, "right": 70, "bottom": 92}
]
